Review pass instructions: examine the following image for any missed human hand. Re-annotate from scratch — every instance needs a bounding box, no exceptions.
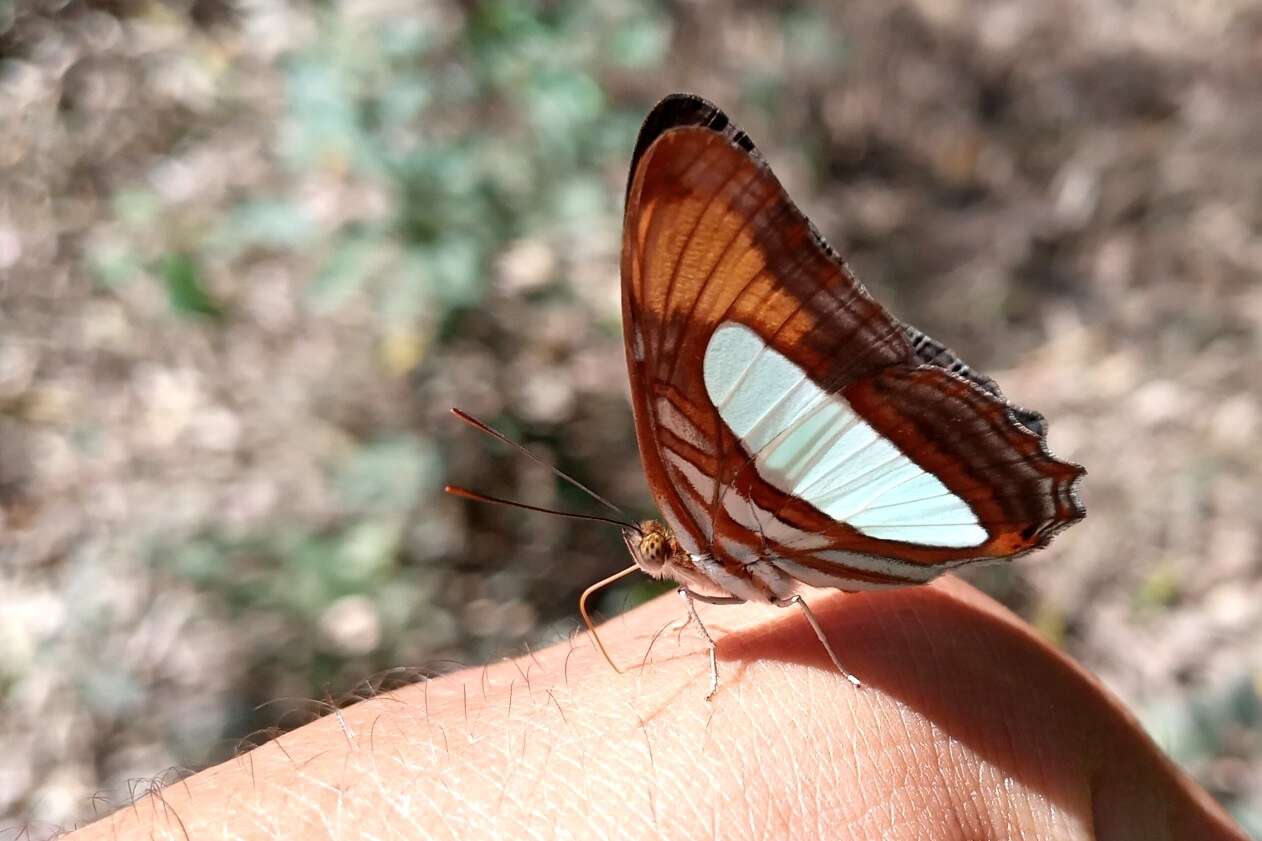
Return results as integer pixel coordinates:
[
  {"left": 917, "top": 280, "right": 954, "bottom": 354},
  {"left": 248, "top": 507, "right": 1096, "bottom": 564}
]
[{"left": 69, "top": 576, "right": 1246, "bottom": 840}]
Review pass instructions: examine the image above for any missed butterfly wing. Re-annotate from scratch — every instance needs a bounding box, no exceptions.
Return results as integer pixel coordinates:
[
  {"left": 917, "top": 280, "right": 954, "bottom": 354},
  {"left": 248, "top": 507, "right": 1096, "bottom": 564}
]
[{"left": 622, "top": 95, "right": 1084, "bottom": 596}]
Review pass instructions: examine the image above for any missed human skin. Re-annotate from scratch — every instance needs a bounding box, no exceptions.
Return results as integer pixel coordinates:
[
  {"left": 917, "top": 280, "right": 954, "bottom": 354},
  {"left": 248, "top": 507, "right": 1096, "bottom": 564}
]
[{"left": 68, "top": 576, "right": 1246, "bottom": 840}]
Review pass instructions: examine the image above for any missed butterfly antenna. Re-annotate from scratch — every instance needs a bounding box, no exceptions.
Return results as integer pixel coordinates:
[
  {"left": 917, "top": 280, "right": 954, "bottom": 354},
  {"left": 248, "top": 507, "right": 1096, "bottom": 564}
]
[
  {"left": 443, "top": 486, "right": 643, "bottom": 535},
  {"left": 448, "top": 407, "right": 645, "bottom": 675},
  {"left": 450, "top": 408, "right": 625, "bottom": 515},
  {"left": 578, "top": 564, "right": 641, "bottom": 675},
  {"left": 443, "top": 486, "right": 644, "bottom": 673}
]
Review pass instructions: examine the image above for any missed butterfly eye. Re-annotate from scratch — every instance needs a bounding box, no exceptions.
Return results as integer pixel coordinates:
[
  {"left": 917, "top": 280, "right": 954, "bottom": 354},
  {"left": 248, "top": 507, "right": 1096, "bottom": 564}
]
[{"left": 638, "top": 532, "right": 669, "bottom": 568}]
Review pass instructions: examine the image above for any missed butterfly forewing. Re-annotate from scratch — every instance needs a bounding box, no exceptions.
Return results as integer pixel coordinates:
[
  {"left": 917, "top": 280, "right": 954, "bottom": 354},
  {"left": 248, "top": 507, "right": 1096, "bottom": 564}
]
[{"left": 622, "top": 95, "right": 1085, "bottom": 595}]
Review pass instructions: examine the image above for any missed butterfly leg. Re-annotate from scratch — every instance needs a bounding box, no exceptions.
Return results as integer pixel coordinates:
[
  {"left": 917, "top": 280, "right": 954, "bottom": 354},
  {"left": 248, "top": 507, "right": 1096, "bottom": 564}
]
[
  {"left": 668, "top": 612, "right": 692, "bottom": 645},
  {"left": 677, "top": 588, "right": 742, "bottom": 700},
  {"left": 774, "top": 595, "right": 862, "bottom": 688}
]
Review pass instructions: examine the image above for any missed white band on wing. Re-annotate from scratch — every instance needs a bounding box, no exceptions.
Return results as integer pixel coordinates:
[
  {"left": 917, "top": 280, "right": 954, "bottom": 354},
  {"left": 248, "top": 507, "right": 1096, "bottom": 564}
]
[{"left": 702, "top": 321, "right": 986, "bottom": 549}]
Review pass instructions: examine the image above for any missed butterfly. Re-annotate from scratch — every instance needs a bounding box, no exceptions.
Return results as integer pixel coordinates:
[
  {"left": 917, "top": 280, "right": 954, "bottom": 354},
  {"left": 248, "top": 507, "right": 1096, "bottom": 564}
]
[{"left": 450, "top": 93, "right": 1085, "bottom": 696}]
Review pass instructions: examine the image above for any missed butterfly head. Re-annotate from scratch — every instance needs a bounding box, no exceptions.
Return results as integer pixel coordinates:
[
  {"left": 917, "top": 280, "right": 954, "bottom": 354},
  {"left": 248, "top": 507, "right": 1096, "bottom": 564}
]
[{"left": 623, "top": 519, "right": 679, "bottom": 576}]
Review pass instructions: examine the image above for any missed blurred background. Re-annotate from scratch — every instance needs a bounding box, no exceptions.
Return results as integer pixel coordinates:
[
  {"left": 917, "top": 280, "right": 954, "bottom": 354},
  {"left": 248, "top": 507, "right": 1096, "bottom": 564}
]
[{"left": 2, "top": 0, "right": 1261, "bottom": 836}]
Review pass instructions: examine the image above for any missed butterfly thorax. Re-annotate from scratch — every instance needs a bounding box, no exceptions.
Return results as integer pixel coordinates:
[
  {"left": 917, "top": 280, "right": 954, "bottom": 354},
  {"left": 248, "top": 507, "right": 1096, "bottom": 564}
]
[{"left": 625, "top": 519, "right": 751, "bottom": 601}]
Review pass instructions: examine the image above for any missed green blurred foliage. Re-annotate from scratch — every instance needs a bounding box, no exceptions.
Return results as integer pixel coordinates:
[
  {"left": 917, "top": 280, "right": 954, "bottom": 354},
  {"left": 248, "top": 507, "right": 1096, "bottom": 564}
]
[
  {"left": 158, "top": 253, "right": 223, "bottom": 319},
  {"left": 158, "top": 434, "right": 441, "bottom": 699},
  {"left": 1142, "top": 676, "right": 1262, "bottom": 836},
  {"left": 268, "top": 0, "right": 667, "bottom": 336},
  {"left": 113, "top": 0, "right": 680, "bottom": 733}
]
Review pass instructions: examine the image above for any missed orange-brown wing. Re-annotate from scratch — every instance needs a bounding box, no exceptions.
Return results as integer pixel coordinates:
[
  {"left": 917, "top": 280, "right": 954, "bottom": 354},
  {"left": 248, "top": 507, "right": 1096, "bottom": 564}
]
[{"left": 621, "top": 94, "right": 1084, "bottom": 594}]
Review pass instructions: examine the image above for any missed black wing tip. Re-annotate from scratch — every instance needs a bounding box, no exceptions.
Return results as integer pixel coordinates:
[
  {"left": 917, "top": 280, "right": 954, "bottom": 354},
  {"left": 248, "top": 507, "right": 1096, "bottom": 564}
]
[
  {"left": 648, "top": 91, "right": 720, "bottom": 114},
  {"left": 626, "top": 93, "right": 760, "bottom": 202},
  {"left": 637, "top": 93, "right": 724, "bottom": 143}
]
